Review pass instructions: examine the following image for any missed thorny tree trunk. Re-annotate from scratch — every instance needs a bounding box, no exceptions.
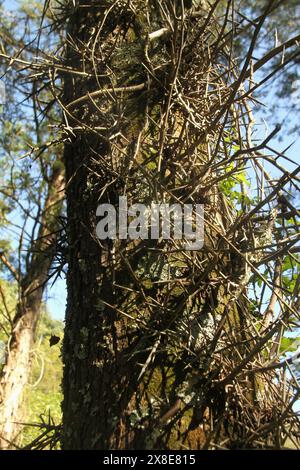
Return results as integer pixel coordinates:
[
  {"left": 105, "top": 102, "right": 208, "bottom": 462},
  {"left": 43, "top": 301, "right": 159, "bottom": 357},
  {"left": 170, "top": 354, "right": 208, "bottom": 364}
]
[
  {"left": 61, "top": 1, "right": 289, "bottom": 450},
  {"left": 0, "top": 167, "right": 64, "bottom": 449}
]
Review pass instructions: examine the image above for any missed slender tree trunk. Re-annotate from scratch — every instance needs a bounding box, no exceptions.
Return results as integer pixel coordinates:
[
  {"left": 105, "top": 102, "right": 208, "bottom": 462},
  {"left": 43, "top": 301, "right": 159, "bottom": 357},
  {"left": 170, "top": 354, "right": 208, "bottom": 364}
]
[{"left": 0, "top": 167, "right": 64, "bottom": 449}]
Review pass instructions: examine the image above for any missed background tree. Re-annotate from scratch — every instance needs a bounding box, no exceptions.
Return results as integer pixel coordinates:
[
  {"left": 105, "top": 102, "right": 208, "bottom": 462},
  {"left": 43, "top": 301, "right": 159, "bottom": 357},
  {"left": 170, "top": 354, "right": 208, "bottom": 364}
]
[{"left": 0, "top": 1, "right": 64, "bottom": 448}]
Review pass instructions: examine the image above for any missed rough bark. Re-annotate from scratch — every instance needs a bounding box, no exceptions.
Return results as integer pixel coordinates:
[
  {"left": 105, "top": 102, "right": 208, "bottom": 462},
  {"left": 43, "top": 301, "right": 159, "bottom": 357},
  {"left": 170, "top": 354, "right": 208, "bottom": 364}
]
[
  {"left": 63, "top": 1, "right": 216, "bottom": 450},
  {"left": 0, "top": 166, "right": 64, "bottom": 449},
  {"left": 61, "top": 1, "right": 279, "bottom": 450}
]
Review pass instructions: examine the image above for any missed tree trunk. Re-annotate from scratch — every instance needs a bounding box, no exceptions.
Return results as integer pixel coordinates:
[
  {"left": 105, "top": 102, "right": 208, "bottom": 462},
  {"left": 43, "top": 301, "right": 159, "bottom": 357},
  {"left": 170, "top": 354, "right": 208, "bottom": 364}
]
[
  {"left": 61, "top": 1, "right": 277, "bottom": 450},
  {"left": 0, "top": 166, "right": 64, "bottom": 449}
]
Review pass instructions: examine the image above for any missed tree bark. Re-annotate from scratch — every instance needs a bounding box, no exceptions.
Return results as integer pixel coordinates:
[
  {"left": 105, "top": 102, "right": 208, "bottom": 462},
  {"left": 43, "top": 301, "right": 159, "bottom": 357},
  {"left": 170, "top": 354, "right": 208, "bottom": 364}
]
[
  {"left": 61, "top": 1, "right": 277, "bottom": 450},
  {"left": 0, "top": 166, "right": 64, "bottom": 449}
]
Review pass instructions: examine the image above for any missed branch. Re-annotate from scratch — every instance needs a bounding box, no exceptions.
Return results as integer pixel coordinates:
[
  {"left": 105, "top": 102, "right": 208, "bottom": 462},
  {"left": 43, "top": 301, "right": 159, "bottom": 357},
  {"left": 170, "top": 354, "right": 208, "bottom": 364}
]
[
  {"left": 244, "top": 32, "right": 300, "bottom": 81},
  {"left": 66, "top": 83, "right": 147, "bottom": 110},
  {"left": 0, "top": 252, "right": 21, "bottom": 283}
]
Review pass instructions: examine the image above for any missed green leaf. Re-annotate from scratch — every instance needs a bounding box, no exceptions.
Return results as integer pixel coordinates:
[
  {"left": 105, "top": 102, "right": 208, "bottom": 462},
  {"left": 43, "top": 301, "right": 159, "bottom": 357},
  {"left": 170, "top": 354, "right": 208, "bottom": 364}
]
[{"left": 280, "top": 336, "right": 300, "bottom": 354}]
